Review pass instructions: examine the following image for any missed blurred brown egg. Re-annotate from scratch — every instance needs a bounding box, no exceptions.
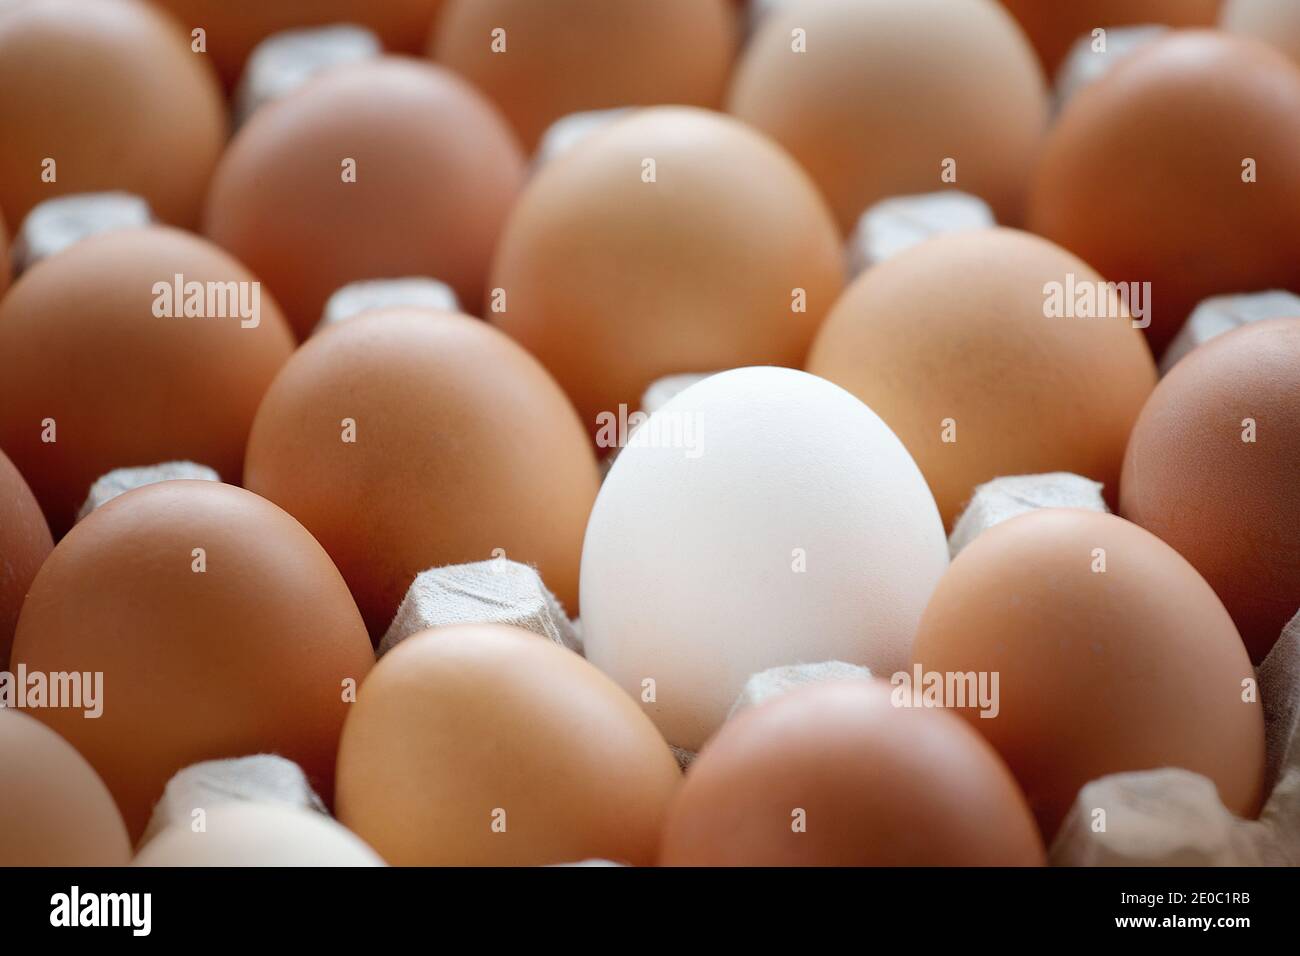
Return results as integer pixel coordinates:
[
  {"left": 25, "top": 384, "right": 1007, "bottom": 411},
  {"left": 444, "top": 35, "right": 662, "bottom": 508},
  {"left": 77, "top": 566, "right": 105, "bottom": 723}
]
[
  {"left": 0, "top": 448, "right": 52, "bottom": 666},
  {"left": 999, "top": 0, "right": 1220, "bottom": 75},
  {"left": 150, "top": 0, "right": 445, "bottom": 88},
  {"left": 0, "top": 0, "right": 226, "bottom": 229},
  {"left": 1121, "top": 319, "right": 1300, "bottom": 662},
  {"left": 729, "top": 0, "right": 1048, "bottom": 231},
  {"left": 488, "top": 106, "right": 843, "bottom": 439},
  {"left": 659, "top": 680, "right": 1045, "bottom": 866},
  {"left": 1028, "top": 31, "right": 1300, "bottom": 355},
  {"left": 807, "top": 229, "right": 1156, "bottom": 528},
  {"left": 913, "top": 509, "right": 1265, "bottom": 837},
  {"left": 0, "top": 226, "right": 295, "bottom": 536},
  {"left": 244, "top": 309, "right": 599, "bottom": 636},
  {"left": 336, "top": 624, "right": 681, "bottom": 866},
  {"left": 430, "top": 0, "right": 736, "bottom": 150},
  {"left": 0, "top": 707, "right": 131, "bottom": 866},
  {"left": 1223, "top": 0, "right": 1300, "bottom": 65},
  {"left": 10, "top": 480, "right": 374, "bottom": 840},
  {"left": 204, "top": 57, "right": 525, "bottom": 338}
]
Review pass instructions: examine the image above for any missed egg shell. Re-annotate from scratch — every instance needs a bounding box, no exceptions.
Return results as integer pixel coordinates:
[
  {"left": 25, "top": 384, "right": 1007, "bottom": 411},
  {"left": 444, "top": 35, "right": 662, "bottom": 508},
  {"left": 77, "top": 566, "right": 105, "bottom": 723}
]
[
  {"left": 204, "top": 56, "right": 525, "bottom": 338},
  {"left": 912, "top": 509, "right": 1266, "bottom": 837},
  {"left": 0, "top": 0, "right": 226, "bottom": 229},
  {"left": 1121, "top": 319, "right": 1300, "bottom": 662},
  {"left": 150, "top": 0, "right": 445, "bottom": 88},
  {"left": 659, "top": 680, "right": 1045, "bottom": 866},
  {"left": 1223, "top": 0, "right": 1300, "bottom": 65},
  {"left": 807, "top": 228, "right": 1157, "bottom": 528},
  {"left": 488, "top": 106, "right": 844, "bottom": 440},
  {"left": 243, "top": 309, "right": 600, "bottom": 637},
  {"left": 431, "top": 0, "right": 736, "bottom": 149},
  {"left": 133, "top": 803, "right": 384, "bottom": 867},
  {"left": 580, "top": 367, "right": 949, "bottom": 752},
  {"left": 1027, "top": 31, "right": 1300, "bottom": 355},
  {"left": 0, "top": 226, "right": 295, "bottom": 536},
  {"left": 9, "top": 480, "right": 375, "bottom": 840},
  {"left": 999, "top": 0, "right": 1220, "bottom": 74},
  {"left": 335, "top": 624, "right": 681, "bottom": 866},
  {"left": 0, "top": 707, "right": 131, "bottom": 866},
  {"left": 728, "top": 0, "right": 1048, "bottom": 231},
  {"left": 0, "top": 449, "right": 52, "bottom": 666}
]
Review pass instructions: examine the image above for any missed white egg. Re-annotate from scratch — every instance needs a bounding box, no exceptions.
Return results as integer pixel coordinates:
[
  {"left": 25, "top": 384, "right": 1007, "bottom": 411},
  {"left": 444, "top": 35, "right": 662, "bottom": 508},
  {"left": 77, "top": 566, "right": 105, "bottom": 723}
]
[{"left": 579, "top": 366, "right": 949, "bottom": 751}]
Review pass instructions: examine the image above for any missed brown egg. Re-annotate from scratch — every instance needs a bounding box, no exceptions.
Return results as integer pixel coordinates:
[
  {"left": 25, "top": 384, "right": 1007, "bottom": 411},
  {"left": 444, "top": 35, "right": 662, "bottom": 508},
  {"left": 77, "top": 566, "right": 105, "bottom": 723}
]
[
  {"left": 659, "top": 680, "right": 1044, "bottom": 866},
  {"left": 1028, "top": 31, "right": 1300, "bottom": 356},
  {"left": 9, "top": 480, "right": 374, "bottom": 840},
  {"left": 336, "top": 624, "right": 681, "bottom": 866},
  {"left": 0, "top": 0, "right": 226, "bottom": 229},
  {"left": 728, "top": 0, "right": 1048, "bottom": 232},
  {"left": 0, "top": 448, "right": 52, "bottom": 666},
  {"left": 488, "top": 106, "right": 843, "bottom": 439},
  {"left": 1000, "top": 0, "right": 1220, "bottom": 75},
  {"left": 151, "top": 0, "right": 445, "bottom": 88},
  {"left": 0, "top": 226, "right": 295, "bottom": 536},
  {"left": 204, "top": 57, "right": 525, "bottom": 338},
  {"left": 807, "top": 229, "right": 1156, "bottom": 528},
  {"left": 0, "top": 708, "right": 131, "bottom": 866},
  {"left": 1121, "top": 319, "right": 1300, "bottom": 662},
  {"left": 913, "top": 509, "right": 1265, "bottom": 837},
  {"left": 244, "top": 309, "right": 599, "bottom": 636},
  {"left": 430, "top": 0, "right": 736, "bottom": 150}
]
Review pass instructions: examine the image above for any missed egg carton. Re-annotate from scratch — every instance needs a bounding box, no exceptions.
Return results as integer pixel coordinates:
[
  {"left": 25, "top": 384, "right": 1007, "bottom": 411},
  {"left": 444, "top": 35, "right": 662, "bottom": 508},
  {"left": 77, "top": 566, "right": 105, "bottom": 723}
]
[
  {"left": 846, "top": 191, "right": 996, "bottom": 277},
  {"left": 1054, "top": 25, "right": 1168, "bottom": 108},
  {"left": 11, "top": 191, "right": 153, "bottom": 273},
  {"left": 315, "top": 276, "right": 462, "bottom": 335},
  {"left": 234, "top": 25, "right": 380, "bottom": 127},
  {"left": 533, "top": 108, "right": 632, "bottom": 170},
  {"left": 1159, "top": 290, "right": 1300, "bottom": 376},
  {"left": 77, "top": 461, "right": 219, "bottom": 523}
]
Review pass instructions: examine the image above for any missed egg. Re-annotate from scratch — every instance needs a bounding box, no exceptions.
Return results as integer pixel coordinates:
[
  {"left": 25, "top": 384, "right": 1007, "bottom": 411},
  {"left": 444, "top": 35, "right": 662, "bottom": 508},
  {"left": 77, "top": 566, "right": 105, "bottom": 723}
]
[
  {"left": 1121, "top": 319, "right": 1300, "bottom": 662},
  {"left": 150, "top": 0, "right": 445, "bottom": 88},
  {"left": 1223, "top": 0, "right": 1300, "bottom": 65},
  {"left": 0, "top": 226, "right": 295, "bottom": 536},
  {"left": 998, "top": 0, "right": 1220, "bottom": 75},
  {"left": 204, "top": 57, "right": 525, "bottom": 339},
  {"left": 912, "top": 509, "right": 1265, "bottom": 837},
  {"left": 0, "top": 707, "right": 131, "bottom": 866},
  {"left": 243, "top": 309, "right": 599, "bottom": 636},
  {"left": 0, "top": 449, "right": 51, "bottom": 666},
  {"left": 728, "top": 0, "right": 1048, "bottom": 232},
  {"left": 134, "top": 804, "right": 384, "bottom": 866},
  {"left": 430, "top": 0, "right": 736, "bottom": 150},
  {"left": 1028, "top": 31, "right": 1300, "bottom": 355},
  {"left": 0, "top": 0, "right": 225, "bottom": 229},
  {"left": 488, "top": 106, "right": 844, "bottom": 439},
  {"left": 659, "top": 680, "right": 1044, "bottom": 866},
  {"left": 580, "top": 367, "right": 949, "bottom": 752},
  {"left": 807, "top": 229, "right": 1157, "bottom": 528},
  {"left": 9, "top": 480, "right": 375, "bottom": 840},
  {"left": 336, "top": 624, "right": 680, "bottom": 866}
]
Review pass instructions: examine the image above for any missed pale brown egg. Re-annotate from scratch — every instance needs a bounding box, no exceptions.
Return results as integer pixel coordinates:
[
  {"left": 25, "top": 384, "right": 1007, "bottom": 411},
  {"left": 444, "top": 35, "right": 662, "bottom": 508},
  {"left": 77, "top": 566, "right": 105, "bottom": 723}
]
[
  {"left": 9, "top": 480, "right": 375, "bottom": 840},
  {"left": 0, "top": 707, "right": 131, "bottom": 866},
  {"left": 488, "top": 106, "right": 844, "bottom": 440},
  {"left": 659, "top": 680, "right": 1045, "bottom": 866},
  {"left": 204, "top": 57, "right": 525, "bottom": 338},
  {"left": 0, "top": 226, "right": 295, "bottom": 536},
  {"left": 0, "top": 0, "right": 226, "bottom": 229},
  {"left": 1121, "top": 319, "right": 1300, "bottom": 662},
  {"left": 807, "top": 228, "right": 1156, "bottom": 528},
  {"left": 0, "top": 448, "right": 51, "bottom": 666},
  {"left": 999, "top": 0, "right": 1220, "bottom": 75},
  {"left": 1028, "top": 31, "right": 1300, "bottom": 355},
  {"left": 729, "top": 0, "right": 1048, "bottom": 232},
  {"left": 336, "top": 624, "right": 681, "bottom": 866},
  {"left": 243, "top": 309, "right": 600, "bottom": 636},
  {"left": 912, "top": 509, "right": 1265, "bottom": 837},
  {"left": 150, "top": 0, "right": 445, "bottom": 88},
  {"left": 430, "top": 0, "right": 736, "bottom": 150}
]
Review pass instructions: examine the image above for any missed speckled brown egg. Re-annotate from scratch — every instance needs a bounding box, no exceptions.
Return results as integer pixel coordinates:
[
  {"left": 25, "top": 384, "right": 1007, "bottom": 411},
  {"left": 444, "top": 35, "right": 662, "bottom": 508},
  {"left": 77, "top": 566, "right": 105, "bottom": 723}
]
[
  {"left": 243, "top": 309, "right": 600, "bottom": 637},
  {"left": 9, "top": 480, "right": 375, "bottom": 840},
  {"left": 0, "top": 448, "right": 51, "bottom": 667},
  {"left": 0, "top": 226, "right": 295, "bottom": 536},
  {"left": 1121, "top": 319, "right": 1300, "bottom": 662}
]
